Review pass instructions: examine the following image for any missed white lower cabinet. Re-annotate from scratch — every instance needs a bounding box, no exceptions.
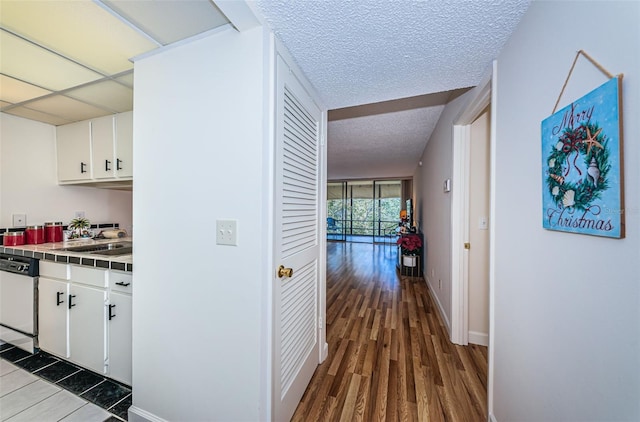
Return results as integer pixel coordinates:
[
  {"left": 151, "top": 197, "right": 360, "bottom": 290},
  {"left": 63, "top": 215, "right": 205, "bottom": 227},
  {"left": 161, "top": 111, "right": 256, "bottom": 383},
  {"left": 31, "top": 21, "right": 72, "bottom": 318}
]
[
  {"left": 38, "top": 277, "right": 69, "bottom": 358},
  {"left": 68, "top": 283, "right": 108, "bottom": 375},
  {"left": 38, "top": 262, "right": 132, "bottom": 384},
  {"left": 108, "top": 291, "right": 132, "bottom": 384}
]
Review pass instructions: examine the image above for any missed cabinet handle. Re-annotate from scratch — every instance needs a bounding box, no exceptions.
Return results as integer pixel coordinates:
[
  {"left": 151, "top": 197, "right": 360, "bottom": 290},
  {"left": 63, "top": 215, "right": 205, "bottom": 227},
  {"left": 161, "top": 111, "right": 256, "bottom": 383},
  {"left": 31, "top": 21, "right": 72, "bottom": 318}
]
[
  {"left": 68, "top": 294, "right": 76, "bottom": 309},
  {"left": 115, "top": 281, "right": 130, "bottom": 287},
  {"left": 80, "top": 162, "right": 87, "bottom": 174},
  {"left": 116, "top": 158, "right": 123, "bottom": 171},
  {"left": 56, "top": 291, "right": 65, "bottom": 306},
  {"left": 108, "top": 304, "right": 116, "bottom": 320},
  {"left": 105, "top": 159, "right": 111, "bottom": 171}
]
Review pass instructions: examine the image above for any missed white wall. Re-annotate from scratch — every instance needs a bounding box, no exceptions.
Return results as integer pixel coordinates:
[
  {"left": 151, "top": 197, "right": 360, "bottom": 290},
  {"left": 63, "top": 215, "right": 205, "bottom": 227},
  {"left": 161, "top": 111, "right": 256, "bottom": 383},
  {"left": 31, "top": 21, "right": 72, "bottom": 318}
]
[
  {"left": 0, "top": 113, "right": 132, "bottom": 230},
  {"left": 414, "top": 92, "right": 472, "bottom": 332},
  {"left": 468, "top": 108, "right": 490, "bottom": 344},
  {"left": 492, "top": 1, "right": 639, "bottom": 420},
  {"left": 131, "top": 26, "right": 269, "bottom": 421}
]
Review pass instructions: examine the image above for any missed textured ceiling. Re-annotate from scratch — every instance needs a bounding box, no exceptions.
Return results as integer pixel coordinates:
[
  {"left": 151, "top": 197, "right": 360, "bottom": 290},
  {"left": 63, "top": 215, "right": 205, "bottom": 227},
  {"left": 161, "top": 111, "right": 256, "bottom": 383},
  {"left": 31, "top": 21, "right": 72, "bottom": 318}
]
[
  {"left": 1, "top": 0, "right": 531, "bottom": 181},
  {"left": 327, "top": 89, "right": 468, "bottom": 179},
  {"left": 254, "top": 0, "right": 531, "bottom": 180}
]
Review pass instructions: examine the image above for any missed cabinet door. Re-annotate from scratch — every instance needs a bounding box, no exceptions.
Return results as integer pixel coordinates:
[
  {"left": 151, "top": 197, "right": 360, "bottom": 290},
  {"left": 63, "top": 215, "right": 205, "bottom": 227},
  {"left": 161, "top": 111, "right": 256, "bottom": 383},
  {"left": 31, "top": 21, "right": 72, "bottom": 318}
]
[
  {"left": 69, "top": 284, "right": 107, "bottom": 374},
  {"left": 114, "top": 111, "right": 133, "bottom": 178},
  {"left": 38, "top": 278, "right": 70, "bottom": 358},
  {"left": 91, "top": 115, "right": 116, "bottom": 179},
  {"left": 56, "top": 120, "right": 92, "bottom": 181},
  {"left": 108, "top": 292, "right": 132, "bottom": 385}
]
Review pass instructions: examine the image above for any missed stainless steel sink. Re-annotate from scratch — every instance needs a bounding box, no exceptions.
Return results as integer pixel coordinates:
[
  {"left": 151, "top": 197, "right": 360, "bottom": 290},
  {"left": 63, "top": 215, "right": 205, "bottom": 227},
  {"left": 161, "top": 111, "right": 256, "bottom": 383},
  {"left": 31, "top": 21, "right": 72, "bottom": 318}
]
[{"left": 53, "top": 241, "right": 132, "bottom": 256}]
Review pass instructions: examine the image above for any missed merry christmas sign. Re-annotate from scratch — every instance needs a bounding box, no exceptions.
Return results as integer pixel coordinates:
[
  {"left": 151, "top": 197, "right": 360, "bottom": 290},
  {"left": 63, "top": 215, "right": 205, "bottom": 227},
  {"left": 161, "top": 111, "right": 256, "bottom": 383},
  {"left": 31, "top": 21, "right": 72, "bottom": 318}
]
[{"left": 541, "top": 77, "right": 624, "bottom": 238}]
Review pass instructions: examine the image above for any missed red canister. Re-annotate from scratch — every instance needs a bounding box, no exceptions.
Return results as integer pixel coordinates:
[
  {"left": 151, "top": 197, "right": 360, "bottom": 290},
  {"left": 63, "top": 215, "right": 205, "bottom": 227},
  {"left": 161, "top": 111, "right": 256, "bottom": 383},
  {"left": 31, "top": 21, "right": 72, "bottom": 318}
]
[
  {"left": 44, "top": 222, "right": 64, "bottom": 243},
  {"left": 3, "top": 231, "right": 25, "bottom": 246},
  {"left": 26, "top": 225, "right": 45, "bottom": 244}
]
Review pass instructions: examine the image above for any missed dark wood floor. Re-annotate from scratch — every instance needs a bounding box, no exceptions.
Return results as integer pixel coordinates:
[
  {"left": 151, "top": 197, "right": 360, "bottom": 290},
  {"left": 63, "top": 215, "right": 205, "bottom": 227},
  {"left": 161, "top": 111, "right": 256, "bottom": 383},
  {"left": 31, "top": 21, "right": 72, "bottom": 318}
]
[{"left": 292, "top": 241, "right": 488, "bottom": 421}]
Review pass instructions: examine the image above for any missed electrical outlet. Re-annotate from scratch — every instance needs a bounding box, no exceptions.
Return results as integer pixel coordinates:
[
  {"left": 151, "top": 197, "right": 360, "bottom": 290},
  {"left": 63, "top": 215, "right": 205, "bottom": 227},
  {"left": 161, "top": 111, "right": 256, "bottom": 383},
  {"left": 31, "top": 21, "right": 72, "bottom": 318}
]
[
  {"left": 12, "top": 214, "right": 26, "bottom": 227},
  {"left": 438, "top": 279, "right": 442, "bottom": 289},
  {"left": 216, "top": 219, "right": 238, "bottom": 246}
]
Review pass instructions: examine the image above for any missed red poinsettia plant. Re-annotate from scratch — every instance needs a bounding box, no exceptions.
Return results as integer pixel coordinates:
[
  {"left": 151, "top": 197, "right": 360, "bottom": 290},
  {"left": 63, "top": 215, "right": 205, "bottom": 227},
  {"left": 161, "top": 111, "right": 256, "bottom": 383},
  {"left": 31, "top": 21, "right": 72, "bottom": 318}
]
[{"left": 397, "top": 234, "right": 422, "bottom": 255}]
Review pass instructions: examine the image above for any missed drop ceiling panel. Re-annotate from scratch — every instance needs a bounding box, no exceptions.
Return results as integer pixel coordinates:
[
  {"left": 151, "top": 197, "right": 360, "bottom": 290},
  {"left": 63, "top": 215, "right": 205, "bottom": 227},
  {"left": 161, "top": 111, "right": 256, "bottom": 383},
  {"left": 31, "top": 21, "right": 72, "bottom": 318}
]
[
  {"left": 114, "top": 73, "right": 134, "bottom": 88},
  {"left": 25, "top": 95, "right": 112, "bottom": 122},
  {"left": 102, "top": 0, "right": 230, "bottom": 45},
  {"left": 0, "top": 30, "right": 103, "bottom": 91},
  {"left": 0, "top": 74, "right": 52, "bottom": 104},
  {"left": 65, "top": 80, "right": 133, "bottom": 113},
  {"left": 0, "top": 0, "right": 158, "bottom": 74},
  {"left": 4, "top": 107, "right": 73, "bottom": 126}
]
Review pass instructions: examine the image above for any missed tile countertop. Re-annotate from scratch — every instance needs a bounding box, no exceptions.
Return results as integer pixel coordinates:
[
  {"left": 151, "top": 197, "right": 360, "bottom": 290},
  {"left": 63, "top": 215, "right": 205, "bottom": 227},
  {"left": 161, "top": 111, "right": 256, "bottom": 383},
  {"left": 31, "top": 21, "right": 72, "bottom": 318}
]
[{"left": 1, "top": 237, "right": 133, "bottom": 273}]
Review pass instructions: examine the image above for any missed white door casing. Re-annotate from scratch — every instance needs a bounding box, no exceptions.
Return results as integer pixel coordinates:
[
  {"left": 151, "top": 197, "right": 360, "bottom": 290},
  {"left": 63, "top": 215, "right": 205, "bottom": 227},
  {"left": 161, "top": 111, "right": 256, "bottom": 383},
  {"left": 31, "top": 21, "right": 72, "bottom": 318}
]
[
  {"left": 273, "top": 54, "right": 323, "bottom": 421},
  {"left": 451, "top": 60, "right": 498, "bottom": 417},
  {"left": 451, "top": 65, "right": 493, "bottom": 346}
]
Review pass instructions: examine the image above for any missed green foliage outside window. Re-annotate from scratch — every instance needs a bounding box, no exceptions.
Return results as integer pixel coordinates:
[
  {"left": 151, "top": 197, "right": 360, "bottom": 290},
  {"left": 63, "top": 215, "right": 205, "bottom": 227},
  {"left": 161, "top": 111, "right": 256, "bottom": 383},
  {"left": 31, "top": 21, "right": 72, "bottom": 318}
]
[{"left": 327, "top": 197, "right": 400, "bottom": 236}]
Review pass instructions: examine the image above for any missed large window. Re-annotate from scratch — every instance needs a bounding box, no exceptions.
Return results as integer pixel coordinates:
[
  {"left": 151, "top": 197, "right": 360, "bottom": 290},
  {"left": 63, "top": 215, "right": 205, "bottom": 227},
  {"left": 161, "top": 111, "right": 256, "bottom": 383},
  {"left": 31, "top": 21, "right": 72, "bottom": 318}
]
[{"left": 327, "top": 180, "right": 407, "bottom": 243}]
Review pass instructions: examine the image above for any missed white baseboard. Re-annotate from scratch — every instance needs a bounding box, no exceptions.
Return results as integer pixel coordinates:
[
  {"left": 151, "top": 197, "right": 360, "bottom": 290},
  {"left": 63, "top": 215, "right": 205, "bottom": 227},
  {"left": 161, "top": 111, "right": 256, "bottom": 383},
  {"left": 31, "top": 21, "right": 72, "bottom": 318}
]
[
  {"left": 469, "top": 330, "right": 489, "bottom": 346},
  {"left": 128, "top": 406, "right": 169, "bottom": 422},
  {"left": 321, "top": 341, "right": 328, "bottom": 362},
  {"left": 424, "top": 279, "right": 451, "bottom": 336},
  {"left": 489, "top": 412, "right": 497, "bottom": 422}
]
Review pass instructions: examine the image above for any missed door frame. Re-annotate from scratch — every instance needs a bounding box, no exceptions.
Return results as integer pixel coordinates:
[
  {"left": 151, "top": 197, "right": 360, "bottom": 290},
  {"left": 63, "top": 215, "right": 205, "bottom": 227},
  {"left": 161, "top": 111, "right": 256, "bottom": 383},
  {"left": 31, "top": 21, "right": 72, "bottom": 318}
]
[{"left": 450, "top": 62, "right": 494, "bottom": 346}]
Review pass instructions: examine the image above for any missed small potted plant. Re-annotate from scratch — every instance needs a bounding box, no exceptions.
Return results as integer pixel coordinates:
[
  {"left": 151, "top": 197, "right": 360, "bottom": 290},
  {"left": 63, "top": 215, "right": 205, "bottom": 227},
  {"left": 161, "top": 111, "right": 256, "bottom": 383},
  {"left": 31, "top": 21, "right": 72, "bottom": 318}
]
[
  {"left": 397, "top": 233, "right": 422, "bottom": 267},
  {"left": 68, "top": 217, "right": 91, "bottom": 239}
]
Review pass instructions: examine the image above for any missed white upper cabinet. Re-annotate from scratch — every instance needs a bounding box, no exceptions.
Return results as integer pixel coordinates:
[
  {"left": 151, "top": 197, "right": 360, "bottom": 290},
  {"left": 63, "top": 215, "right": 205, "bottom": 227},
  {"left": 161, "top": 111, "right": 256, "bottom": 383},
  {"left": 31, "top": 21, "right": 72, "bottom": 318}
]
[
  {"left": 56, "top": 111, "right": 133, "bottom": 185},
  {"left": 114, "top": 111, "right": 133, "bottom": 179},
  {"left": 91, "top": 115, "right": 116, "bottom": 179},
  {"left": 56, "top": 120, "right": 92, "bottom": 182}
]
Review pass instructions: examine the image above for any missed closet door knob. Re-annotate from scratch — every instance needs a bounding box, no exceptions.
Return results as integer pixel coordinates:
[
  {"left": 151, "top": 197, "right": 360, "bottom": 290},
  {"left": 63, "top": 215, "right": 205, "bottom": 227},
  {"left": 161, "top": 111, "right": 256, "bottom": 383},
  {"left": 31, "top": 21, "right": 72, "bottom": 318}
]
[{"left": 277, "top": 265, "right": 293, "bottom": 278}]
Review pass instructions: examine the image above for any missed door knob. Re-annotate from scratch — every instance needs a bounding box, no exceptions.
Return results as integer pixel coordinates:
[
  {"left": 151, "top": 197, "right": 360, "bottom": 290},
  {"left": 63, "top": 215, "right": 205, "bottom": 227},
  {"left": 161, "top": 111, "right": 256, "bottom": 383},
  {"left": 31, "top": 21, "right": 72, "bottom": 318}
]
[{"left": 277, "top": 265, "right": 293, "bottom": 278}]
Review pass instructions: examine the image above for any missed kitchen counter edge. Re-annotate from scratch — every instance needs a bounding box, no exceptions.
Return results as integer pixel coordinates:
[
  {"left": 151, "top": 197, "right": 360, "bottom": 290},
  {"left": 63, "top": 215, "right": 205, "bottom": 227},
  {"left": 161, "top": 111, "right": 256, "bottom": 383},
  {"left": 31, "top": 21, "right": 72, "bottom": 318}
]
[{"left": 0, "top": 238, "right": 133, "bottom": 273}]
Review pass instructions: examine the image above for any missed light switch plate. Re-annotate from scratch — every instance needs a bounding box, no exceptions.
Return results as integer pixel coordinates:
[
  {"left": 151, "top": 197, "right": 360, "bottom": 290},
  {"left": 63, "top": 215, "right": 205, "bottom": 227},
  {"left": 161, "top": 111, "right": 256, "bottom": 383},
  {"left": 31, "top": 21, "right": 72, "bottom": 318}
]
[
  {"left": 216, "top": 219, "right": 238, "bottom": 246},
  {"left": 479, "top": 216, "right": 488, "bottom": 230}
]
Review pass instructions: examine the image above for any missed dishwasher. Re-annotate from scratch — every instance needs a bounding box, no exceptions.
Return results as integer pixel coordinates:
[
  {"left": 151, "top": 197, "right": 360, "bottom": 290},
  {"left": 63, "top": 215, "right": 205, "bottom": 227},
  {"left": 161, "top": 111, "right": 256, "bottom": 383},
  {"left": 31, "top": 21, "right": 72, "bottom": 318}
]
[{"left": 0, "top": 253, "right": 39, "bottom": 353}]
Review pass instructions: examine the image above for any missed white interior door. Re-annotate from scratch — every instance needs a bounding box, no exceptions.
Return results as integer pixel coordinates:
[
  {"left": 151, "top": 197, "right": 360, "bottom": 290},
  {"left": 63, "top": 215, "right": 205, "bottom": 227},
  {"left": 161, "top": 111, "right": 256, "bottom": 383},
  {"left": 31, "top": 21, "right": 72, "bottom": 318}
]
[{"left": 273, "top": 54, "right": 322, "bottom": 421}]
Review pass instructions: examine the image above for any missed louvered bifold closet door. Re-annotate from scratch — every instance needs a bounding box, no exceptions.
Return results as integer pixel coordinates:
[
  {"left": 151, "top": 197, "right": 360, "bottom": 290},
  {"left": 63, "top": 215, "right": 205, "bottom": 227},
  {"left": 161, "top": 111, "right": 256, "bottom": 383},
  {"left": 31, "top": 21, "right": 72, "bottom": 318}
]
[
  {"left": 280, "top": 85, "right": 318, "bottom": 391},
  {"left": 273, "top": 54, "right": 322, "bottom": 421},
  {"left": 281, "top": 88, "right": 318, "bottom": 259}
]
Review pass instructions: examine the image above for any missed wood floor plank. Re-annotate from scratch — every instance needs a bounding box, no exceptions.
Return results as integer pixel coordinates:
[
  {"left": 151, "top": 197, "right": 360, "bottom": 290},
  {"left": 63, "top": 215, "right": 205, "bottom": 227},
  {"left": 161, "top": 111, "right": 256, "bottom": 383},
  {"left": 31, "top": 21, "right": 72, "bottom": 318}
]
[
  {"left": 296, "top": 374, "right": 334, "bottom": 422},
  {"left": 352, "top": 373, "right": 371, "bottom": 422},
  {"left": 339, "top": 373, "right": 362, "bottom": 421},
  {"left": 291, "top": 242, "right": 487, "bottom": 422},
  {"left": 328, "top": 338, "right": 350, "bottom": 376},
  {"left": 387, "top": 359, "right": 399, "bottom": 422},
  {"left": 414, "top": 361, "right": 431, "bottom": 420}
]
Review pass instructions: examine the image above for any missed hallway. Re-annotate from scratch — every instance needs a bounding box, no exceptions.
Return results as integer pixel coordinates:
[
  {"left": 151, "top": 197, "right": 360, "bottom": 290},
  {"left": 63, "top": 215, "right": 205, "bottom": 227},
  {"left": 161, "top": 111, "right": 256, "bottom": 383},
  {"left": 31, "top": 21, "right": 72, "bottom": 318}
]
[{"left": 293, "top": 241, "right": 487, "bottom": 421}]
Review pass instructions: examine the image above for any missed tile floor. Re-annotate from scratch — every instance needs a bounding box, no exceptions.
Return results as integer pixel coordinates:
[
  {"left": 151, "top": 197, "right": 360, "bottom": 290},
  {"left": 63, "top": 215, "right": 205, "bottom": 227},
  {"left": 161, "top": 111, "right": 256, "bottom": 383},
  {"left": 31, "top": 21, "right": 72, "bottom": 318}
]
[{"left": 0, "top": 342, "right": 130, "bottom": 421}]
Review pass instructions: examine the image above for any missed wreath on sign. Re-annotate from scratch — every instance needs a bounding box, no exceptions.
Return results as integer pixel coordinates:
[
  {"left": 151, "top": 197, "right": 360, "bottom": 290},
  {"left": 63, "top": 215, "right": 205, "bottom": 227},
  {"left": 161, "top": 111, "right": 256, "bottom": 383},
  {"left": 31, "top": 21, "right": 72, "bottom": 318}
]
[{"left": 545, "top": 122, "right": 611, "bottom": 211}]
